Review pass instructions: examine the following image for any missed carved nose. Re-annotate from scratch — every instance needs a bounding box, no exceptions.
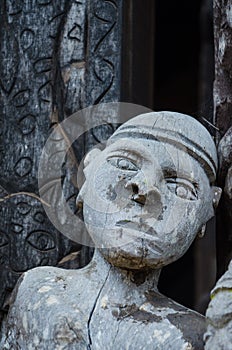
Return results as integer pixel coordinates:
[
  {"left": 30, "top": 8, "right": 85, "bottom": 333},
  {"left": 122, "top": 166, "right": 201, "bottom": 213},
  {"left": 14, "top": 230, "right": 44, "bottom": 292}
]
[
  {"left": 130, "top": 183, "right": 147, "bottom": 205},
  {"left": 128, "top": 181, "right": 162, "bottom": 208},
  {"left": 131, "top": 185, "right": 163, "bottom": 218},
  {"left": 132, "top": 193, "right": 147, "bottom": 205}
]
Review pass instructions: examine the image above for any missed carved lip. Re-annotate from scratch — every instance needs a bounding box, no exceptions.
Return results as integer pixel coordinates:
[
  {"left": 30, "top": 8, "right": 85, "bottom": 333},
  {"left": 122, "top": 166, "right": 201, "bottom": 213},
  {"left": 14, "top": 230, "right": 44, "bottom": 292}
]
[
  {"left": 116, "top": 220, "right": 156, "bottom": 235},
  {"left": 115, "top": 220, "right": 163, "bottom": 254}
]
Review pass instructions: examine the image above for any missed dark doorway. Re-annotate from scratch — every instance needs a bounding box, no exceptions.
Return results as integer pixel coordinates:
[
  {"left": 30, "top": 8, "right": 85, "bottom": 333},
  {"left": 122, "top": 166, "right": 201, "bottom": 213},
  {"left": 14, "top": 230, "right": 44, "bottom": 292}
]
[{"left": 122, "top": 0, "right": 214, "bottom": 311}]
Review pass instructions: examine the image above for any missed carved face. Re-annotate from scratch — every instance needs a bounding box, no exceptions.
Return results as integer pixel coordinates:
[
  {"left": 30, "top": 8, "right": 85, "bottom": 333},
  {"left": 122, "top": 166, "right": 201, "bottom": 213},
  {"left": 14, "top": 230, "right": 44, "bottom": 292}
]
[{"left": 82, "top": 136, "right": 216, "bottom": 270}]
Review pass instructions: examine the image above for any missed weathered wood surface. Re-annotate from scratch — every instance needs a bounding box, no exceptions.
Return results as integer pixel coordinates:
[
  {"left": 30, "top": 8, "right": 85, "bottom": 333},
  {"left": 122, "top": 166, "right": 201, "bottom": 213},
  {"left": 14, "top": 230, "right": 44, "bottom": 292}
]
[
  {"left": 194, "top": 0, "right": 216, "bottom": 314},
  {"left": 213, "top": 0, "right": 232, "bottom": 276},
  {"left": 214, "top": 0, "right": 232, "bottom": 136},
  {"left": 205, "top": 260, "right": 232, "bottom": 349},
  {"left": 204, "top": 1, "right": 232, "bottom": 348},
  {"left": 1, "top": 251, "right": 206, "bottom": 350},
  {"left": 0, "top": 0, "right": 122, "bottom": 313}
]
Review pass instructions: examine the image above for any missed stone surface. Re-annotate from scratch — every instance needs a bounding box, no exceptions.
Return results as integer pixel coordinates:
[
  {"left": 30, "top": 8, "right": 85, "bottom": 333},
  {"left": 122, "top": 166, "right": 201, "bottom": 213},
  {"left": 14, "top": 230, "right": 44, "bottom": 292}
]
[{"left": 1, "top": 112, "right": 221, "bottom": 349}]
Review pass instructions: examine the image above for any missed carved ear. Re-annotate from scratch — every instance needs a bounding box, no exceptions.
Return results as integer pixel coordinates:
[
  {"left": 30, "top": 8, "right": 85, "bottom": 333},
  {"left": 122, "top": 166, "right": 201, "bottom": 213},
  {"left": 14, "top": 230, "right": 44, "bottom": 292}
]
[
  {"left": 76, "top": 189, "right": 84, "bottom": 218},
  {"left": 212, "top": 186, "right": 222, "bottom": 209},
  {"left": 76, "top": 148, "right": 102, "bottom": 211},
  {"left": 84, "top": 148, "right": 102, "bottom": 170}
]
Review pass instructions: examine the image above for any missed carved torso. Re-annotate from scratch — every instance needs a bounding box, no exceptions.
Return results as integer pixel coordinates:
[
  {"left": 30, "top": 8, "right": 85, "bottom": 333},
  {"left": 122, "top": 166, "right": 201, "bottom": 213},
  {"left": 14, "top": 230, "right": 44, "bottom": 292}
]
[{"left": 2, "top": 256, "right": 205, "bottom": 350}]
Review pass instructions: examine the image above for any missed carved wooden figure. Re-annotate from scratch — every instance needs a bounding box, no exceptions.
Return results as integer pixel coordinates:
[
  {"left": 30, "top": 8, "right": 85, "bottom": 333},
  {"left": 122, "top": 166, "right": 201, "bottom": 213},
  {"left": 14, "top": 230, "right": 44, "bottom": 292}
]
[{"left": 1, "top": 112, "right": 221, "bottom": 349}]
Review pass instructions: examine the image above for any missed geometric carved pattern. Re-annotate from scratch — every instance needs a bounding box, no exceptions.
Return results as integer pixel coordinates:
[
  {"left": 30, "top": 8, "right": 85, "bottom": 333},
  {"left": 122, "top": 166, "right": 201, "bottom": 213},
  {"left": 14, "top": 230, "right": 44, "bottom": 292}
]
[
  {"left": 0, "top": 0, "right": 122, "bottom": 312},
  {"left": 0, "top": 194, "right": 80, "bottom": 312}
]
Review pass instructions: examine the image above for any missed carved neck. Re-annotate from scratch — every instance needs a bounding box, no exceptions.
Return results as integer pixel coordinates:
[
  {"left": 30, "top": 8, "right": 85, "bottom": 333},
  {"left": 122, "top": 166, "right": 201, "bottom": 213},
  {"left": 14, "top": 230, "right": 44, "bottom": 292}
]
[{"left": 92, "top": 249, "right": 161, "bottom": 294}]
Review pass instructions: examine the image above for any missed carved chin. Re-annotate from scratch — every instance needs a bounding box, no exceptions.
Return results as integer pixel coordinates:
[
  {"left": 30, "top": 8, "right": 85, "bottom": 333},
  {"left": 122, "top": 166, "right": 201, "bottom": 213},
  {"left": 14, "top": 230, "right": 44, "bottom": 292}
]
[{"left": 99, "top": 244, "right": 172, "bottom": 270}]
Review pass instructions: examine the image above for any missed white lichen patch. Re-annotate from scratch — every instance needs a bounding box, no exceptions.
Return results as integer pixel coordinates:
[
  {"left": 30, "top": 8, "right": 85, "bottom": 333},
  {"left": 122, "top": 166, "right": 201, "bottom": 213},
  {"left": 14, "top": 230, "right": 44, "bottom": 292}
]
[
  {"left": 139, "top": 302, "right": 183, "bottom": 318},
  {"left": 46, "top": 296, "right": 59, "bottom": 305},
  {"left": 22, "top": 313, "right": 28, "bottom": 332},
  {"left": 72, "top": 303, "right": 81, "bottom": 313},
  {"left": 153, "top": 329, "right": 171, "bottom": 344},
  {"left": 38, "top": 286, "right": 52, "bottom": 293},
  {"left": 33, "top": 334, "right": 40, "bottom": 346},
  {"left": 33, "top": 301, "right": 42, "bottom": 310},
  {"left": 100, "top": 295, "right": 108, "bottom": 309},
  {"left": 43, "top": 326, "right": 50, "bottom": 340}
]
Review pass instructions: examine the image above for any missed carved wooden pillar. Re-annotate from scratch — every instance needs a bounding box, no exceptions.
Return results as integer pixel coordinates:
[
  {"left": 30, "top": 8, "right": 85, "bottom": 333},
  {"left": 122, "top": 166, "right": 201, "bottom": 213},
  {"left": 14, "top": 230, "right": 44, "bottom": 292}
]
[
  {"left": 194, "top": 0, "right": 217, "bottom": 313},
  {"left": 213, "top": 0, "right": 232, "bottom": 277},
  {"left": 0, "top": 0, "right": 123, "bottom": 315}
]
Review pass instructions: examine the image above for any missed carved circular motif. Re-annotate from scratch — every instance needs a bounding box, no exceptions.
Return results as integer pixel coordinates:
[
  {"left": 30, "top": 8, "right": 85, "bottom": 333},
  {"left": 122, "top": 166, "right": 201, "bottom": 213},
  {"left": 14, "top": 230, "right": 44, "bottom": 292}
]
[
  {"left": 11, "top": 224, "right": 23, "bottom": 234},
  {"left": 14, "top": 157, "right": 33, "bottom": 178},
  {"left": 7, "top": 0, "right": 23, "bottom": 16},
  {"left": 34, "top": 212, "right": 46, "bottom": 224},
  {"left": 34, "top": 57, "right": 52, "bottom": 74},
  {"left": 27, "top": 231, "right": 56, "bottom": 251},
  {"left": 18, "top": 115, "right": 36, "bottom": 135},
  {"left": 20, "top": 29, "right": 34, "bottom": 51},
  {"left": 16, "top": 202, "right": 31, "bottom": 215},
  {"left": 13, "top": 89, "right": 30, "bottom": 108}
]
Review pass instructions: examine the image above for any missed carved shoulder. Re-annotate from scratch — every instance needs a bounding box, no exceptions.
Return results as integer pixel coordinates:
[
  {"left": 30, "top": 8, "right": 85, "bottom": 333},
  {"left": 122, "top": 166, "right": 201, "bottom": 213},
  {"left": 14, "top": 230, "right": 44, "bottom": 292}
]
[
  {"left": 1, "top": 265, "right": 105, "bottom": 349},
  {"left": 139, "top": 291, "right": 206, "bottom": 349}
]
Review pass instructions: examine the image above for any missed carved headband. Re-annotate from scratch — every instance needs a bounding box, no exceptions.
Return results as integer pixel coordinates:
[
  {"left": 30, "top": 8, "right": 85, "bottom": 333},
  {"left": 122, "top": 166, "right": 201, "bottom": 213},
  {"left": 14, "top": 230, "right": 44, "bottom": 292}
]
[{"left": 109, "top": 112, "right": 218, "bottom": 183}]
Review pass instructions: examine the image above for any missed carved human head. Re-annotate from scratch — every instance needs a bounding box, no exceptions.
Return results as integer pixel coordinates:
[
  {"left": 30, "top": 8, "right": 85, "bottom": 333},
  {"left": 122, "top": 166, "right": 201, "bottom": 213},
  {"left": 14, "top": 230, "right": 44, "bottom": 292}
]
[{"left": 79, "top": 112, "right": 221, "bottom": 270}]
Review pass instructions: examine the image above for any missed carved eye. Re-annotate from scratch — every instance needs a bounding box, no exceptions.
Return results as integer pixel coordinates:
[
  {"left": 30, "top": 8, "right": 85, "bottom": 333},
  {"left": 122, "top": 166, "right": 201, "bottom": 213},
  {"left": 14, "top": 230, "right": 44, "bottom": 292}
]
[
  {"left": 166, "top": 179, "right": 198, "bottom": 200},
  {"left": 0, "top": 232, "right": 9, "bottom": 248},
  {"left": 108, "top": 157, "right": 138, "bottom": 171},
  {"left": 203, "top": 330, "right": 213, "bottom": 343},
  {"left": 27, "top": 231, "right": 56, "bottom": 251}
]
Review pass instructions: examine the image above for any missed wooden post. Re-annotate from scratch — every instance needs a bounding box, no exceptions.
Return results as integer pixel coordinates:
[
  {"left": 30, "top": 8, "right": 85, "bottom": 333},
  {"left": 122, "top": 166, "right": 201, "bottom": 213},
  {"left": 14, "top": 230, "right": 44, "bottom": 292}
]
[
  {"left": 0, "top": 0, "right": 123, "bottom": 314},
  {"left": 213, "top": 0, "right": 232, "bottom": 276}
]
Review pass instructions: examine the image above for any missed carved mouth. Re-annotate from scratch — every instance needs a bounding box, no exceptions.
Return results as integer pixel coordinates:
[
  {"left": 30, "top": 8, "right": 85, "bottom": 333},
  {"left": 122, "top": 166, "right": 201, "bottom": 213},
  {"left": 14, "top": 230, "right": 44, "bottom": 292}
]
[
  {"left": 116, "top": 220, "right": 156, "bottom": 235},
  {"left": 115, "top": 220, "right": 163, "bottom": 254}
]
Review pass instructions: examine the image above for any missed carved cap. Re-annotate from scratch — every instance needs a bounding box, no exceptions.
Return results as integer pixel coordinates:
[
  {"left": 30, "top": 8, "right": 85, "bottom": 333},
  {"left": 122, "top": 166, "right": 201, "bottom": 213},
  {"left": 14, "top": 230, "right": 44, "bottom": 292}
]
[{"left": 109, "top": 111, "right": 218, "bottom": 183}]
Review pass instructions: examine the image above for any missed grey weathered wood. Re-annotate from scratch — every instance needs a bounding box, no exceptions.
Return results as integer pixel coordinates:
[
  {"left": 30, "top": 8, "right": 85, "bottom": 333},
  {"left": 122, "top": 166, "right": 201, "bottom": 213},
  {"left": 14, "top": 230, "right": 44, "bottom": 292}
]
[
  {"left": 205, "top": 260, "right": 232, "bottom": 350},
  {"left": 0, "top": 0, "right": 81, "bottom": 314},
  {"left": 194, "top": 0, "right": 217, "bottom": 314},
  {"left": 213, "top": 0, "right": 232, "bottom": 137},
  {"left": 204, "top": 2, "right": 232, "bottom": 347},
  {"left": 2, "top": 251, "right": 206, "bottom": 350},
  {"left": 0, "top": 0, "right": 123, "bottom": 314},
  {"left": 213, "top": 0, "right": 232, "bottom": 276}
]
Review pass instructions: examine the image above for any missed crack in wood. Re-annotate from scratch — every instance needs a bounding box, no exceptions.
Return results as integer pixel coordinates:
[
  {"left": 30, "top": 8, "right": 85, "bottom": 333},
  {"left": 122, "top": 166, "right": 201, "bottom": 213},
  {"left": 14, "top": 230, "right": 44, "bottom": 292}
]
[{"left": 87, "top": 267, "right": 111, "bottom": 349}]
